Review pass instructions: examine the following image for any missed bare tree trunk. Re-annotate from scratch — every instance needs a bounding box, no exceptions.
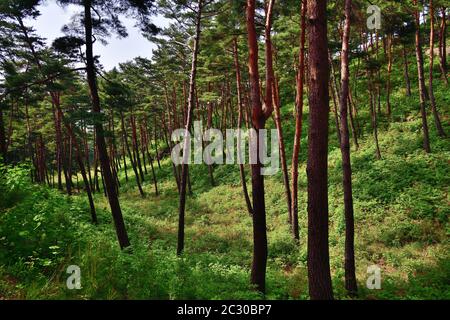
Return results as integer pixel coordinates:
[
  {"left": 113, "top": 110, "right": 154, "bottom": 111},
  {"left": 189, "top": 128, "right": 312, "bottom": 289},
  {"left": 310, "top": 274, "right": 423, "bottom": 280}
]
[
  {"left": 83, "top": 125, "right": 94, "bottom": 192},
  {"left": 306, "top": 0, "right": 334, "bottom": 300},
  {"left": 145, "top": 144, "right": 158, "bottom": 196},
  {"left": 438, "top": 7, "right": 448, "bottom": 84},
  {"left": 414, "top": 1, "right": 432, "bottom": 153},
  {"left": 369, "top": 77, "right": 382, "bottom": 159},
  {"left": 233, "top": 38, "right": 253, "bottom": 216},
  {"left": 264, "top": 0, "right": 292, "bottom": 230},
  {"left": 386, "top": 33, "right": 392, "bottom": 116},
  {"left": 177, "top": 0, "right": 203, "bottom": 256},
  {"left": 290, "top": 0, "right": 307, "bottom": 243},
  {"left": 347, "top": 92, "right": 359, "bottom": 149},
  {"left": 273, "top": 76, "right": 293, "bottom": 230},
  {"left": 122, "top": 132, "right": 128, "bottom": 182},
  {"left": 402, "top": 44, "right": 412, "bottom": 96},
  {"left": 339, "top": 0, "right": 357, "bottom": 296},
  {"left": 84, "top": 0, "right": 130, "bottom": 249},
  {"left": 164, "top": 83, "right": 181, "bottom": 193},
  {"left": 153, "top": 116, "right": 161, "bottom": 169},
  {"left": 246, "top": 0, "right": 270, "bottom": 294},
  {"left": 428, "top": 0, "right": 446, "bottom": 137},
  {"left": 63, "top": 137, "right": 72, "bottom": 195},
  {"left": 0, "top": 106, "right": 6, "bottom": 161},
  {"left": 205, "top": 100, "right": 215, "bottom": 187},
  {"left": 330, "top": 80, "right": 341, "bottom": 143},
  {"left": 131, "top": 112, "right": 145, "bottom": 182}
]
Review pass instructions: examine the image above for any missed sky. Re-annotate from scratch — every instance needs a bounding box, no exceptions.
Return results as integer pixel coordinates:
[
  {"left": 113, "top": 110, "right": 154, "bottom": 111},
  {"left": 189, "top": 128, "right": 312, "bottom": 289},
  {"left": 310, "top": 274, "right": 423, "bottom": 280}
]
[{"left": 28, "top": 1, "right": 169, "bottom": 71}]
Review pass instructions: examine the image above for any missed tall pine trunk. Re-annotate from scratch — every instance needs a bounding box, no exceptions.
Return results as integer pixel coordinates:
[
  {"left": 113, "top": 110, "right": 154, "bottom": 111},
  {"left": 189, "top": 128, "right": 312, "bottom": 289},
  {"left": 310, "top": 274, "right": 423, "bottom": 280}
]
[
  {"left": 413, "top": 1, "right": 431, "bottom": 153},
  {"left": 233, "top": 38, "right": 253, "bottom": 216},
  {"left": 290, "top": 0, "right": 307, "bottom": 242},
  {"left": 0, "top": 106, "right": 6, "bottom": 161},
  {"left": 338, "top": 0, "right": 357, "bottom": 296},
  {"left": 402, "top": 44, "right": 412, "bottom": 96},
  {"left": 265, "top": 0, "right": 292, "bottom": 231},
  {"left": 177, "top": 0, "right": 203, "bottom": 256},
  {"left": 438, "top": 7, "right": 448, "bottom": 84},
  {"left": 428, "top": 0, "right": 446, "bottom": 137},
  {"left": 306, "top": 0, "right": 334, "bottom": 300},
  {"left": 246, "top": 0, "right": 270, "bottom": 294},
  {"left": 84, "top": 0, "right": 130, "bottom": 249},
  {"left": 386, "top": 33, "right": 392, "bottom": 116}
]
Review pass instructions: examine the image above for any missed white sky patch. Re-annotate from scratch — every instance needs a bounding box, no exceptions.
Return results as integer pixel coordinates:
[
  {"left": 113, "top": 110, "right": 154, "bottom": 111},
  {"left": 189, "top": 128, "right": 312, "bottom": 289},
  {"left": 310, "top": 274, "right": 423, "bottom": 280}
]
[{"left": 27, "top": 1, "right": 169, "bottom": 71}]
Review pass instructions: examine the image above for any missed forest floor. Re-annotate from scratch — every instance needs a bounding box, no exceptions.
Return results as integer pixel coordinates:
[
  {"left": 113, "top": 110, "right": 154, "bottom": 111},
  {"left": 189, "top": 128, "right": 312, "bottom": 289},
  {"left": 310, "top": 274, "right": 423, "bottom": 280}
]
[{"left": 0, "top": 60, "right": 449, "bottom": 300}]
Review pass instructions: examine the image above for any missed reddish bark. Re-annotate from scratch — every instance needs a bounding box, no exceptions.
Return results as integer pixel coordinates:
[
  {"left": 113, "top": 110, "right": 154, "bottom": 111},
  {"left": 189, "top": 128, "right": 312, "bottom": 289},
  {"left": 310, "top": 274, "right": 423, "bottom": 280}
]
[
  {"left": 338, "top": 0, "right": 357, "bottom": 296},
  {"left": 233, "top": 38, "right": 253, "bottom": 216},
  {"left": 413, "top": 1, "right": 431, "bottom": 153},
  {"left": 438, "top": 7, "right": 448, "bottom": 84},
  {"left": 246, "top": 0, "right": 270, "bottom": 294},
  {"left": 428, "top": 0, "right": 446, "bottom": 137},
  {"left": 290, "top": 0, "right": 307, "bottom": 242},
  {"left": 306, "top": 0, "right": 334, "bottom": 300}
]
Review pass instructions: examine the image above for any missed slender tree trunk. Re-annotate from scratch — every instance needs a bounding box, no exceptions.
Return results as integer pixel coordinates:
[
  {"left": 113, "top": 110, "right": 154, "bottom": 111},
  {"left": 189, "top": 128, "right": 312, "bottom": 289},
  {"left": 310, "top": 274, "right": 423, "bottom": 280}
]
[
  {"left": 122, "top": 130, "right": 129, "bottom": 182},
  {"left": 330, "top": 80, "right": 341, "bottom": 143},
  {"left": 108, "top": 110, "right": 119, "bottom": 193},
  {"left": 84, "top": 0, "right": 130, "bottom": 249},
  {"left": 339, "top": 0, "right": 357, "bottom": 296},
  {"left": 264, "top": 0, "right": 292, "bottom": 229},
  {"left": 205, "top": 100, "right": 216, "bottom": 186},
  {"left": 438, "top": 7, "right": 448, "bottom": 84},
  {"left": 386, "top": 33, "right": 392, "bottom": 116},
  {"left": 121, "top": 112, "right": 144, "bottom": 197},
  {"left": 414, "top": 1, "right": 432, "bottom": 153},
  {"left": 177, "top": 0, "right": 203, "bottom": 256},
  {"left": 290, "top": 0, "right": 307, "bottom": 242},
  {"left": 0, "top": 106, "right": 6, "bottom": 161},
  {"left": 164, "top": 83, "right": 181, "bottom": 193},
  {"left": 402, "top": 44, "right": 412, "bottom": 96},
  {"left": 93, "top": 135, "right": 100, "bottom": 193},
  {"left": 375, "top": 32, "right": 382, "bottom": 115},
  {"left": 146, "top": 145, "right": 158, "bottom": 196},
  {"left": 83, "top": 125, "right": 94, "bottom": 192},
  {"left": 246, "top": 0, "right": 271, "bottom": 294},
  {"left": 428, "top": 0, "right": 446, "bottom": 137},
  {"left": 347, "top": 92, "right": 359, "bottom": 149},
  {"left": 368, "top": 75, "right": 382, "bottom": 159},
  {"left": 273, "top": 77, "right": 293, "bottom": 231},
  {"left": 329, "top": 55, "right": 342, "bottom": 144},
  {"left": 56, "top": 100, "right": 63, "bottom": 190},
  {"left": 131, "top": 113, "right": 145, "bottom": 182},
  {"left": 233, "top": 38, "right": 253, "bottom": 216},
  {"left": 306, "top": 0, "right": 334, "bottom": 300},
  {"left": 153, "top": 116, "right": 161, "bottom": 169},
  {"left": 68, "top": 134, "right": 74, "bottom": 189},
  {"left": 63, "top": 137, "right": 72, "bottom": 195},
  {"left": 5, "top": 101, "right": 14, "bottom": 154}
]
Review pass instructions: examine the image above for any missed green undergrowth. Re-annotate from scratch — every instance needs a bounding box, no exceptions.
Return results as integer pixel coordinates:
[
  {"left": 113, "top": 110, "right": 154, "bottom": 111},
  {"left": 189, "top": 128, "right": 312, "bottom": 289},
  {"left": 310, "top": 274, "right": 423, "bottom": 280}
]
[{"left": 0, "top": 53, "right": 449, "bottom": 300}]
